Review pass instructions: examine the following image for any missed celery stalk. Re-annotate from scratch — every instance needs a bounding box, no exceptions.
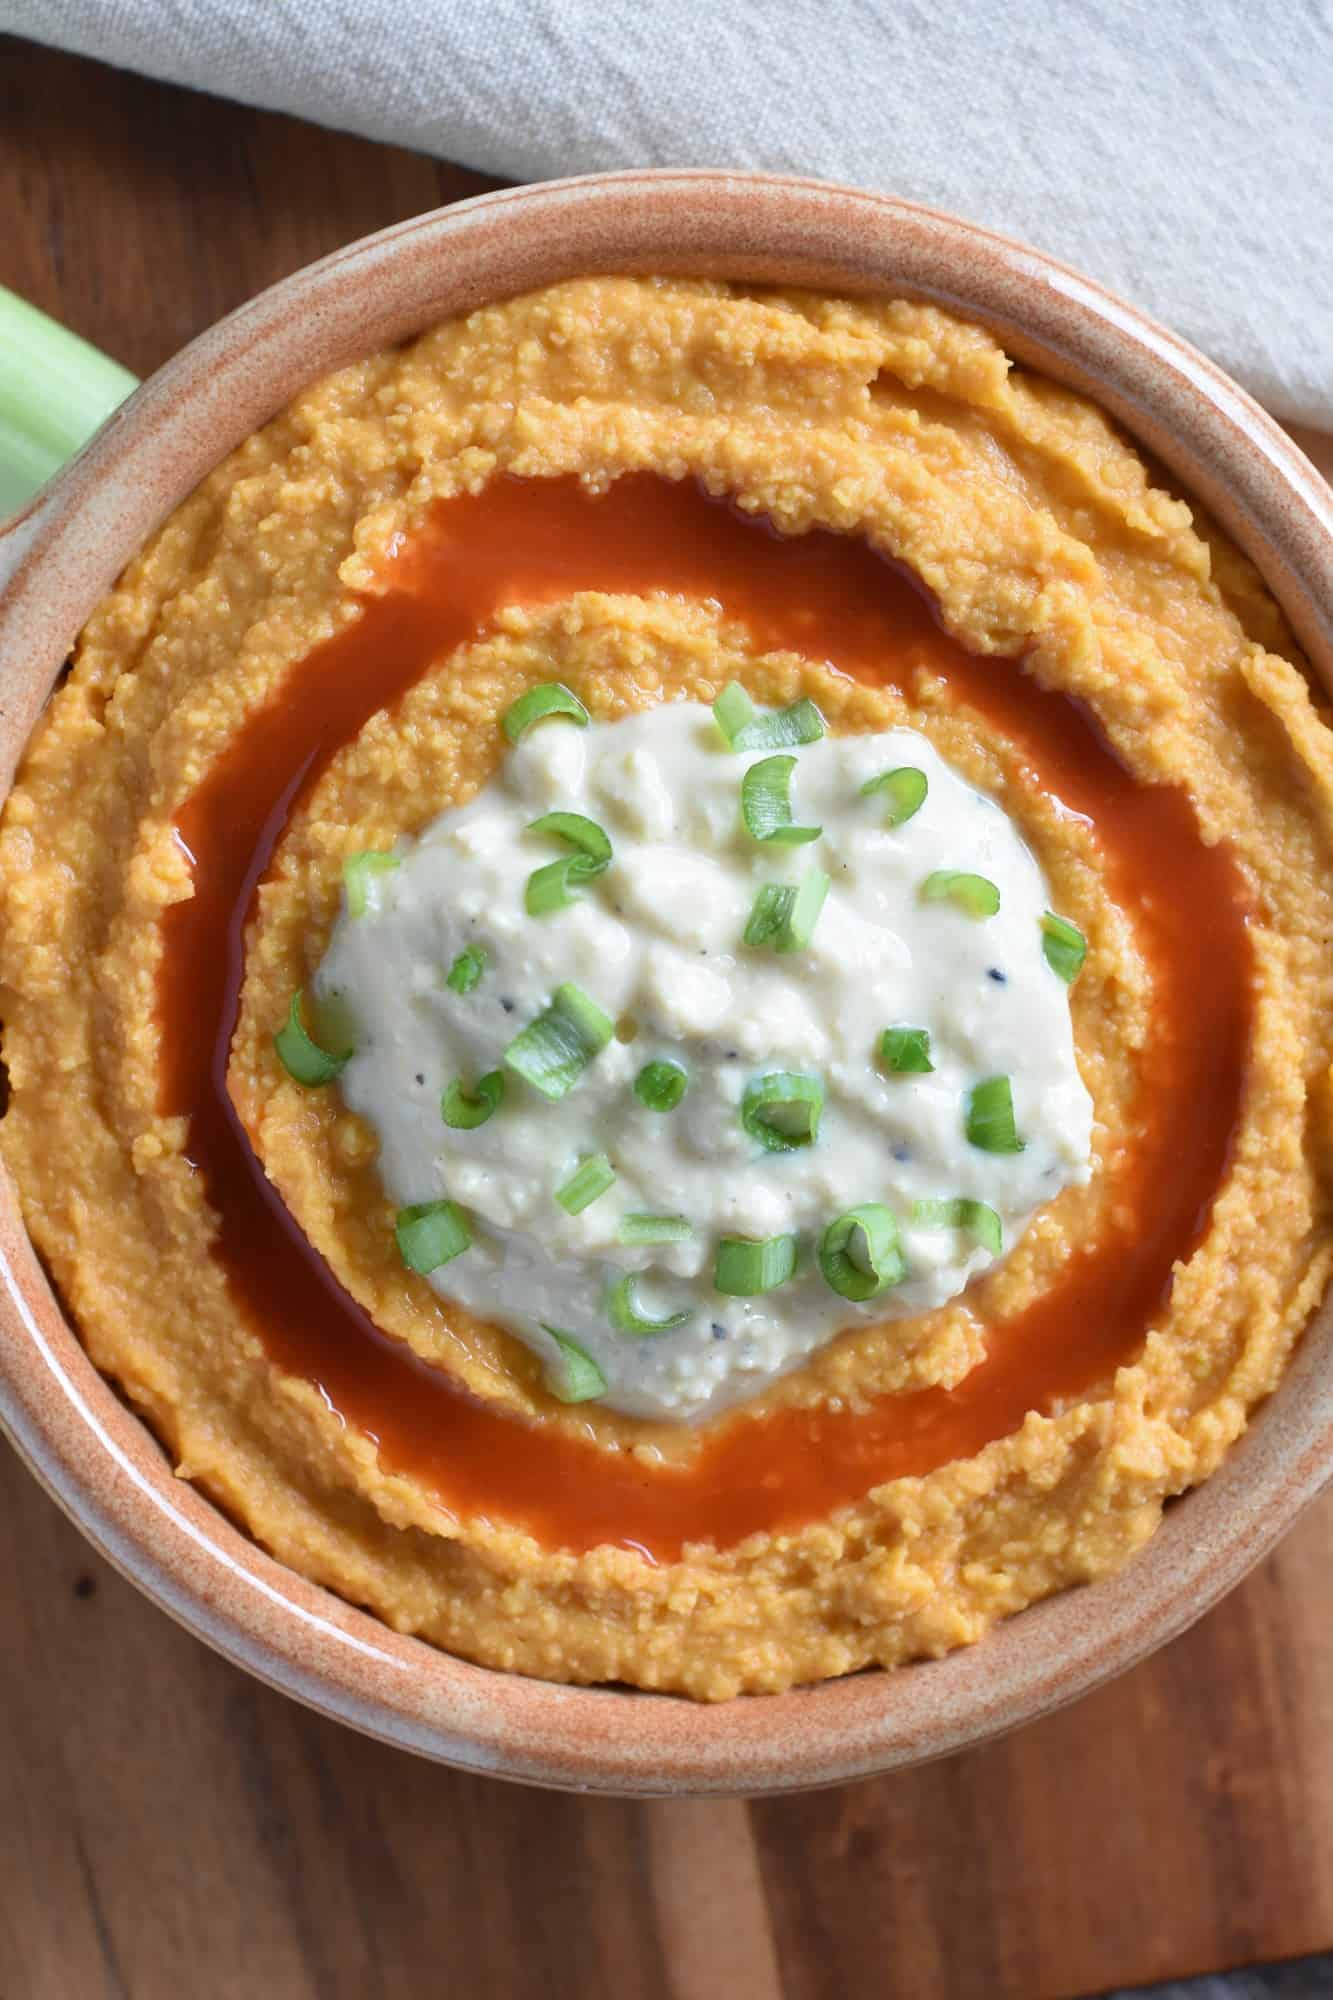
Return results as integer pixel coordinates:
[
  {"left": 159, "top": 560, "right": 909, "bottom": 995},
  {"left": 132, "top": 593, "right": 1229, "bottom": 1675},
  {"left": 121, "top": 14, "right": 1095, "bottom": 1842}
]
[{"left": 0, "top": 287, "right": 137, "bottom": 516}]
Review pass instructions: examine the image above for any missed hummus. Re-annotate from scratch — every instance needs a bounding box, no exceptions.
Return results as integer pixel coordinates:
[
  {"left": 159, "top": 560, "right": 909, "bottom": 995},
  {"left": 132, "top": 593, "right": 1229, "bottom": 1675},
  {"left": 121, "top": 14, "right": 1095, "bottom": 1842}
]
[{"left": 4, "top": 276, "right": 1333, "bottom": 1700}]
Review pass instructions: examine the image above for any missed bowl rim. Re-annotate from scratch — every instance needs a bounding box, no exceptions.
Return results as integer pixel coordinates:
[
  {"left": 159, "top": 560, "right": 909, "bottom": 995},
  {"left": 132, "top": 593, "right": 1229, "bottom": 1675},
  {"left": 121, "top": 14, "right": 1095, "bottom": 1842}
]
[{"left": 1, "top": 168, "right": 1330, "bottom": 1796}]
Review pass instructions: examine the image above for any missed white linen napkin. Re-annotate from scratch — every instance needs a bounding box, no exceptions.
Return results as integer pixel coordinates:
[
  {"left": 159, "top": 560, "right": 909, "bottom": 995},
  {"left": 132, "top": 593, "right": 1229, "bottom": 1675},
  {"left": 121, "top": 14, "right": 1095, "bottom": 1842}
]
[{"left": 6, "top": 0, "right": 1331, "bottom": 425}]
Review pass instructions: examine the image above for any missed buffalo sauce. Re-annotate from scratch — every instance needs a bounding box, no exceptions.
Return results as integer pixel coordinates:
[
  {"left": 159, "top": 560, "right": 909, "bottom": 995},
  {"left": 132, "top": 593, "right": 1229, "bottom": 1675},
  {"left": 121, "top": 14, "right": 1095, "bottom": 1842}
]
[{"left": 162, "top": 474, "right": 1251, "bottom": 1560}]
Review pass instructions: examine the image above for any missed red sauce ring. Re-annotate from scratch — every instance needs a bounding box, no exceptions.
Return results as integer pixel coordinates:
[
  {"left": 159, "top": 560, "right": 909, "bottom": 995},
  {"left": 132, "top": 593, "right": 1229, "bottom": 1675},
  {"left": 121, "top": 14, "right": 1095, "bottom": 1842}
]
[{"left": 164, "top": 475, "right": 1251, "bottom": 1560}]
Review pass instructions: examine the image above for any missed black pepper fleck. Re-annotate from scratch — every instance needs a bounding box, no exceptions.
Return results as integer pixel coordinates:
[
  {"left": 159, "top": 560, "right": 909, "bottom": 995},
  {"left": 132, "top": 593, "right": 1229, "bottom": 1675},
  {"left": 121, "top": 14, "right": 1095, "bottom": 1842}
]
[
  {"left": 987, "top": 967, "right": 1008, "bottom": 985},
  {"left": 711, "top": 1322, "right": 728, "bottom": 1341},
  {"left": 892, "top": 1142, "right": 913, "bottom": 1164},
  {"left": 500, "top": 997, "right": 516, "bottom": 1014},
  {"left": 415, "top": 1073, "right": 425, "bottom": 1086},
  {"left": 73, "top": 1573, "right": 97, "bottom": 1600}
]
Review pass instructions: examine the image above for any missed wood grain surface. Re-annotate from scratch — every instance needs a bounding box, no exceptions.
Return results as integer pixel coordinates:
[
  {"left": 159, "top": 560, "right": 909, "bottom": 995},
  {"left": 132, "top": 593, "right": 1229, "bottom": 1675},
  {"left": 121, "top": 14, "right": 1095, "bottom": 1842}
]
[{"left": 2, "top": 35, "right": 1332, "bottom": 2000}]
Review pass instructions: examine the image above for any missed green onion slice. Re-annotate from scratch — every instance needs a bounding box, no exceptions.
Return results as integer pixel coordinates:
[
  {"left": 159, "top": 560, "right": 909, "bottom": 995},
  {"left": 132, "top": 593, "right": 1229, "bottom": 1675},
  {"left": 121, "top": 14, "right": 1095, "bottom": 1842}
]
[
  {"left": 525, "top": 852, "right": 605, "bottom": 916},
  {"left": 528, "top": 810, "right": 612, "bottom": 865},
  {"left": 555, "top": 1153, "right": 617, "bottom": 1215},
  {"left": 441, "top": 1070, "right": 504, "bottom": 1130},
  {"left": 715, "top": 1234, "right": 799, "bottom": 1296},
  {"left": 501, "top": 682, "right": 590, "bottom": 745},
  {"left": 542, "top": 1326, "right": 607, "bottom": 1403},
  {"left": 445, "top": 943, "right": 487, "bottom": 994},
  {"left": 966, "top": 1074, "right": 1025, "bottom": 1154},
  {"left": 779, "top": 867, "right": 830, "bottom": 952},
  {"left": 861, "top": 766, "right": 928, "bottom": 828},
  {"left": 395, "top": 1199, "right": 471, "bottom": 1274},
  {"left": 880, "top": 1026, "right": 934, "bottom": 1075},
  {"left": 742, "top": 1071, "right": 824, "bottom": 1152},
  {"left": 912, "top": 1197, "right": 1003, "bottom": 1256},
  {"left": 504, "top": 982, "right": 614, "bottom": 1100},
  {"left": 634, "top": 1059, "right": 688, "bottom": 1112},
  {"left": 342, "top": 849, "right": 400, "bottom": 918},
  {"left": 713, "top": 681, "right": 758, "bottom": 745},
  {"left": 819, "top": 1204, "right": 906, "bottom": 1301},
  {"left": 744, "top": 868, "right": 830, "bottom": 952},
  {"left": 712, "top": 681, "right": 825, "bottom": 752},
  {"left": 921, "top": 870, "right": 1001, "bottom": 919},
  {"left": 274, "top": 990, "right": 351, "bottom": 1086},
  {"left": 1041, "top": 910, "right": 1087, "bottom": 984},
  {"left": 524, "top": 810, "right": 612, "bottom": 915},
  {"left": 743, "top": 882, "right": 794, "bottom": 948},
  {"left": 740, "top": 754, "right": 821, "bottom": 845},
  {"left": 618, "top": 1213, "right": 694, "bottom": 1246},
  {"left": 607, "top": 1274, "right": 691, "bottom": 1335}
]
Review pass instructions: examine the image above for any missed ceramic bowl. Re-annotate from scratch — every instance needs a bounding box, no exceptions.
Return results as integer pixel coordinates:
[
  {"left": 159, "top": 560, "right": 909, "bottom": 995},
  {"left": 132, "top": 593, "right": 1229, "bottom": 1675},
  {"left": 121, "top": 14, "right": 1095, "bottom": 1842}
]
[{"left": 1, "top": 172, "right": 1330, "bottom": 1796}]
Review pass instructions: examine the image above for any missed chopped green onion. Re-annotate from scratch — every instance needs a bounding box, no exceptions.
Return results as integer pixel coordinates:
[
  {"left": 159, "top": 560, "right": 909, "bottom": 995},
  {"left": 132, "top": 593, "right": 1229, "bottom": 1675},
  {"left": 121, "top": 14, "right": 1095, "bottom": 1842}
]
[
  {"left": 712, "top": 681, "right": 825, "bottom": 751},
  {"left": 618, "top": 1213, "right": 694, "bottom": 1245},
  {"left": 342, "top": 849, "right": 400, "bottom": 918},
  {"left": 395, "top": 1199, "right": 471, "bottom": 1274},
  {"left": 744, "top": 868, "right": 830, "bottom": 952},
  {"left": 501, "top": 682, "right": 590, "bottom": 744},
  {"left": 445, "top": 943, "right": 488, "bottom": 993},
  {"left": 441, "top": 1070, "right": 504, "bottom": 1130},
  {"left": 912, "top": 1197, "right": 1003, "bottom": 1256},
  {"left": 634, "top": 1059, "right": 688, "bottom": 1112},
  {"left": 525, "top": 852, "right": 606, "bottom": 916},
  {"left": 880, "top": 1026, "right": 934, "bottom": 1075},
  {"left": 747, "top": 697, "right": 824, "bottom": 750},
  {"left": 740, "top": 754, "right": 821, "bottom": 845},
  {"left": 743, "top": 881, "right": 794, "bottom": 948},
  {"left": 1041, "top": 910, "right": 1087, "bottom": 984},
  {"left": 524, "top": 810, "right": 612, "bottom": 916},
  {"left": 715, "top": 1234, "right": 799, "bottom": 1296},
  {"left": 779, "top": 866, "right": 830, "bottom": 951},
  {"left": 555, "top": 1153, "right": 617, "bottom": 1215},
  {"left": 921, "top": 870, "right": 1001, "bottom": 919},
  {"left": 552, "top": 982, "right": 614, "bottom": 1049},
  {"left": 819, "top": 1204, "right": 906, "bottom": 1301},
  {"left": 273, "top": 990, "right": 351, "bottom": 1086},
  {"left": 713, "top": 681, "right": 758, "bottom": 745},
  {"left": 741, "top": 1071, "right": 824, "bottom": 1152},
  {"left": 528, "top": 811, "right": 612, "bottom": 866},
  {"left": 966, "top": 1075, "right": 1025, "bottom": 1154},
  {"left": 542, "top": 1326, "right": 607, "bottom": 1403},
  {"left": 608, "top": 1273, "right": 692, "bottom": 1334},
  {"left": 504, "top": 982, "right": 614, "bottom": 1100},
  {"left": 861, "top": 766, "right": 928, "bottom": 828}
]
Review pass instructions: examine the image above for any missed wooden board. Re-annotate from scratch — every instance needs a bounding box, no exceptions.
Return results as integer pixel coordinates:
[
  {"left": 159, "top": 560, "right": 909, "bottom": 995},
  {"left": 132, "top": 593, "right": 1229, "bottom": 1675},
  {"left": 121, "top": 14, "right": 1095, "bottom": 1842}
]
[{"left": 2, "top": 36, "right": 1332, "bottom": 2000}]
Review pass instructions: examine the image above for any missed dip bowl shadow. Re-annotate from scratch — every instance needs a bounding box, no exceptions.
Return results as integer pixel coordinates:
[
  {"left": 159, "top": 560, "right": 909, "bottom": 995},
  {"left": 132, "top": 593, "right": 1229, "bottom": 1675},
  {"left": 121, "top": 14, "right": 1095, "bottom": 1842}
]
[{"left": 0, "top": 173, "right": 1330, "bottom": 1795}]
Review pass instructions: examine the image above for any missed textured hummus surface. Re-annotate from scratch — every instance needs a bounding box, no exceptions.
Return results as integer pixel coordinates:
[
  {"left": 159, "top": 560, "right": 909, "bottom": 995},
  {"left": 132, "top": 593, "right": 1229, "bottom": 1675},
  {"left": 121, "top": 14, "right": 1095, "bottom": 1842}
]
[{"left": 4, "top": 277, "right": 1333, "bottom": 1699}]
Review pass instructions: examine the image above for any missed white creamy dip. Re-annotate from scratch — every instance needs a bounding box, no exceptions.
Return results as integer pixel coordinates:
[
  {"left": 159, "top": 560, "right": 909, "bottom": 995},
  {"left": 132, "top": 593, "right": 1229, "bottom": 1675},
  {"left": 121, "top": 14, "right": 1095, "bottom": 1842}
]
[{"left": 314, "top": 702, "right": 1093, "bottom": 1420}]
